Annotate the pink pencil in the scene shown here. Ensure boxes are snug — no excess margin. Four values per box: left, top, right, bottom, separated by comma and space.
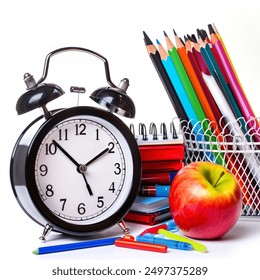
209, 25, 260, 141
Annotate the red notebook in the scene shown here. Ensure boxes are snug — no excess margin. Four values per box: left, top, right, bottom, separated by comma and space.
141, 171, 177, 185
139, 144, 185, 161
142, 160, 184, 172
124, 208, 171, 225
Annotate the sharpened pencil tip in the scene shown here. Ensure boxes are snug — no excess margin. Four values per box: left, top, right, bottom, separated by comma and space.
156, 39, 161, 45
208, 24, 215, 35
32, 249, 39, 255
173, 29, 177, 36
163, 31, 168, 37
143, 31, 153, 45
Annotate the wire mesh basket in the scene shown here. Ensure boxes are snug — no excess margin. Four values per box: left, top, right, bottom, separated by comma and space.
179, 117, 260, 217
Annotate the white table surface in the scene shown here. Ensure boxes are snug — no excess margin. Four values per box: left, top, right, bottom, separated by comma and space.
3, 215, 260, 279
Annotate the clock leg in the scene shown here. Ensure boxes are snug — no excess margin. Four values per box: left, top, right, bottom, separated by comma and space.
118, 219, 129, 234
39, 224, 53, 242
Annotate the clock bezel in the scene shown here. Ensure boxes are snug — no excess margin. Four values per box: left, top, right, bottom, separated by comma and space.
25, 106, 141, 235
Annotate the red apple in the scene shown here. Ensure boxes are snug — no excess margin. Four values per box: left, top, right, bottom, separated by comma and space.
169, 161, 242, 239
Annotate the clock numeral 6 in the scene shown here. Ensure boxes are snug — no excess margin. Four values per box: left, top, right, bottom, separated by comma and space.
78, 203, 86, 215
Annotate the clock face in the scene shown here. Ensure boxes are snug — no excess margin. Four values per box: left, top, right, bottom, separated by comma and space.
25, 107, 141, 233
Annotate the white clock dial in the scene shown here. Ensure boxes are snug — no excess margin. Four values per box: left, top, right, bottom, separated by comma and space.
34, 115, 133, 225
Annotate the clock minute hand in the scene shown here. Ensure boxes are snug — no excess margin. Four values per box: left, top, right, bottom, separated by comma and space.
52, 140, 80, 167
52, 140, 93, 196
85, 147, 110, 166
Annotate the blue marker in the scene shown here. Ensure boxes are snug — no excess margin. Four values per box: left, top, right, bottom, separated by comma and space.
136, 233, 192, 251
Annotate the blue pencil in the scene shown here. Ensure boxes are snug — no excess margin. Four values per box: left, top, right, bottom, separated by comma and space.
156, 39, 216, 162
33, 236, 120, 255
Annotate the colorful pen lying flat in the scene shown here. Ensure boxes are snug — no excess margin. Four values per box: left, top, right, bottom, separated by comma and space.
158, 229, 207, 253
33, 236, 121, 255
136, 233, 192, 251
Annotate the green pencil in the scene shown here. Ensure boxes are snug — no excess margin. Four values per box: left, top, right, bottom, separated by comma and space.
164, 31, 225, 166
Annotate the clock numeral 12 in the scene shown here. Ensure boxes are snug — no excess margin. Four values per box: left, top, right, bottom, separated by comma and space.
75, 124, 86, 135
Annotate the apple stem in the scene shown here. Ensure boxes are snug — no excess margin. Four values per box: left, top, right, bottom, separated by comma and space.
213, 171, 225, 187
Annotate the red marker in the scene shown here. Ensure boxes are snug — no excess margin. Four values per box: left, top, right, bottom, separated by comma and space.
115, 235, 167, 253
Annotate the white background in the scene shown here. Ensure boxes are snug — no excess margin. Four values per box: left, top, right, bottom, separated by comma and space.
1, 0, 260, 279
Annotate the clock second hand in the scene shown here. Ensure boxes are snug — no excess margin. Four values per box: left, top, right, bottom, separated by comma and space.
52, 140, 93, 196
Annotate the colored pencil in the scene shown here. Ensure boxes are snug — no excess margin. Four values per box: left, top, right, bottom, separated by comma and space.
197, 31, 249, 138
156, 39, 200, 130
212, 23, 245, 91
143, 31, 188, 121
184, 36, 223, 130
174, 31, 221, 129
157, 38, 223, 164
188, 34, 210, 75
197, 49, 260, 197
208, 24, 260, 143
165, 32, 207, 123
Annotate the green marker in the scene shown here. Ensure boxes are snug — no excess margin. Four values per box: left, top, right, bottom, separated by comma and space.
158, 229, 207, 253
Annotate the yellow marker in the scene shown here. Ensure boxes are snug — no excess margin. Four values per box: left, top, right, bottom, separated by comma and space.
158, 229, 207, 253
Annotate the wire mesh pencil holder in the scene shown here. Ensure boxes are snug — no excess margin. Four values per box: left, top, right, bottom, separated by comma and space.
179, 117, 260, 218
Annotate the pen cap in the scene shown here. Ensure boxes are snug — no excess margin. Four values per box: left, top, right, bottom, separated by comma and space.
165, 220, 178, 231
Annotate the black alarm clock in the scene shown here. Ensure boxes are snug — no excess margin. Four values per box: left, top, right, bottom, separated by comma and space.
10, 47, 141, 241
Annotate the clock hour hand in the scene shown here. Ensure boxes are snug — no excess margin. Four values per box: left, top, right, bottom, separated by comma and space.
85, 147, 109, 166
52, 140, 93, 196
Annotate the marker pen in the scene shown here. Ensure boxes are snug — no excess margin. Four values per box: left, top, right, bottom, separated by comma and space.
136, 233, 192, 251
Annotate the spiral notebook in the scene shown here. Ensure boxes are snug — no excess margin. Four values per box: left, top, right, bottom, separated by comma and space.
130, 121, 184, 145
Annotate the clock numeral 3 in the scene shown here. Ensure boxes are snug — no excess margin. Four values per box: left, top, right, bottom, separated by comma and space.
114, 163, 121, 175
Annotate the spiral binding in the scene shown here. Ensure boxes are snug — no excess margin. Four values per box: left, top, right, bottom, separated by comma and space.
130, 118, 183, 145
181, 117, 260, 217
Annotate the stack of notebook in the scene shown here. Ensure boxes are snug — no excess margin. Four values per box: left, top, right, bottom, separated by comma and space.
124, 122, 184, 224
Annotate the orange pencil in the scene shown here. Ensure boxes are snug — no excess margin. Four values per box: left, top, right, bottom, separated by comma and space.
173, 30, 221, 132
